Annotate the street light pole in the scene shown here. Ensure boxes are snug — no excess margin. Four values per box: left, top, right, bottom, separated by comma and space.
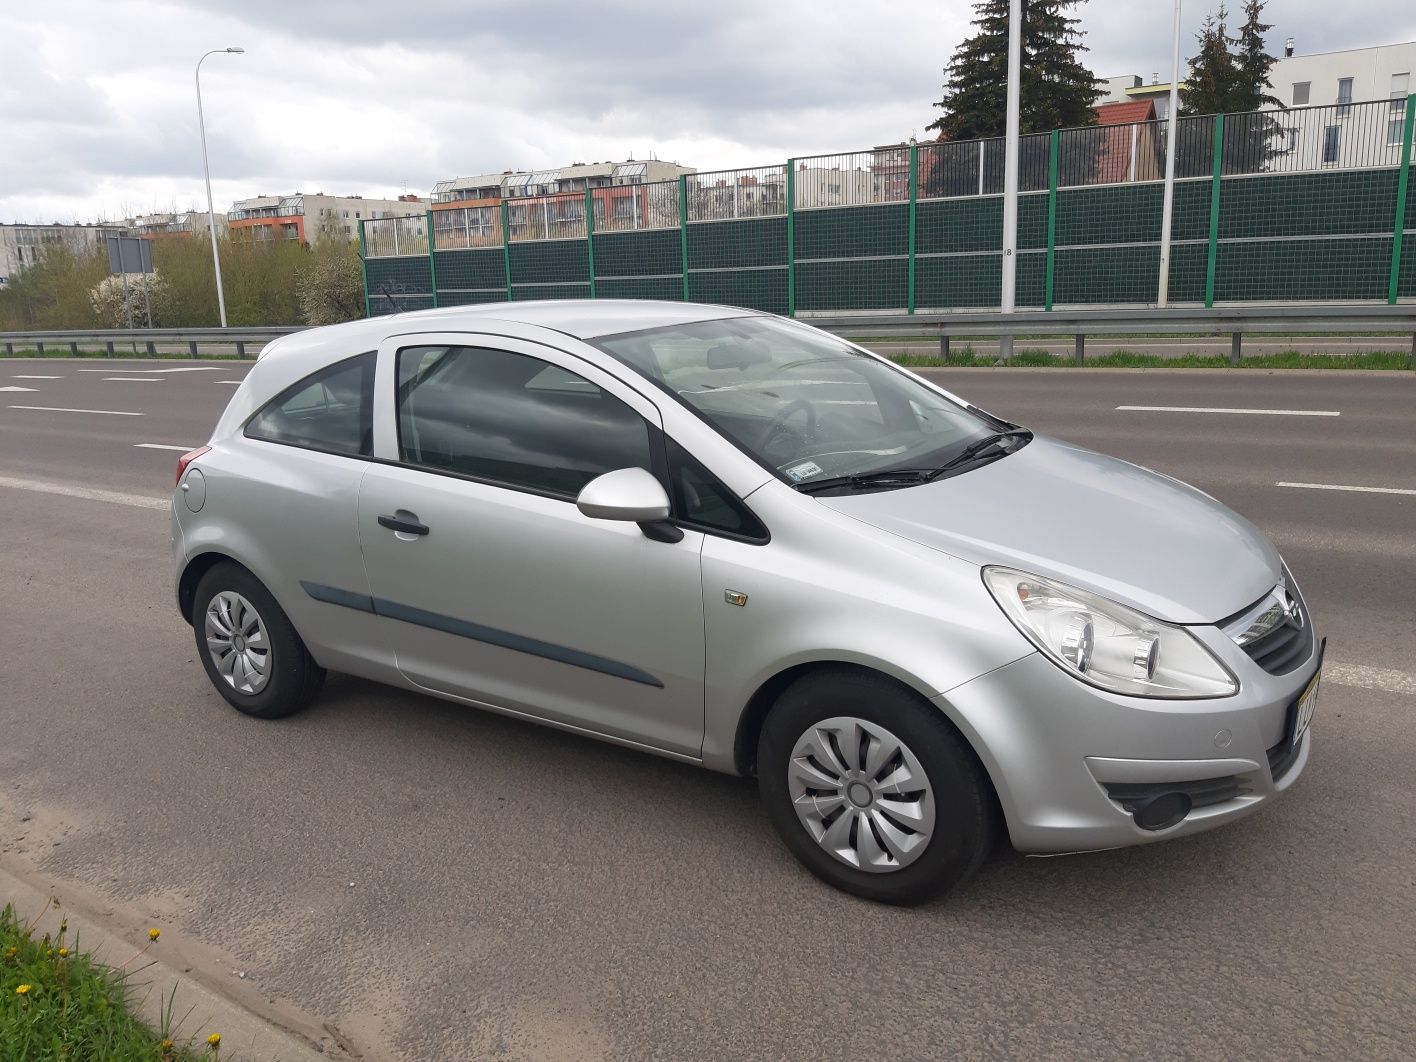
196, 47, 244, 328
999, 0, 1023, 361
1157, 0, 1183, 306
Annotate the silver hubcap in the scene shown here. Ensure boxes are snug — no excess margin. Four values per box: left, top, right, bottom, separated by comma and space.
204, 591, 270, 695
788, 716, 936, 873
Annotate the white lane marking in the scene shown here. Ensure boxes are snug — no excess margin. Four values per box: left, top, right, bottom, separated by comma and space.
1277, 481, 1416, 497
1326, 663, 1416, 697
0, 386, 38, 392
76, 366, 227, 374
7, 405, 142, 416
217, 380, 244, 385
102, 377, 162, 382
0, 474, 166, 510
134, 443, 194, 451
1116, 405, 1341, 417
11, 375, 61, 379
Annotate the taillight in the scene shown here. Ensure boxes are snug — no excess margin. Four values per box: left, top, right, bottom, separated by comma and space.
176, 446, 211, 487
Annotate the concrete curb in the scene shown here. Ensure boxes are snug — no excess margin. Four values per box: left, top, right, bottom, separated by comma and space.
1, 862, 341, 1061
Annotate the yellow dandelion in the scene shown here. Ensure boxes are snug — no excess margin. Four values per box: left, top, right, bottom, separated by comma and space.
15, 984, 30, 996
161, 1039, 175, 1051
4, 947, 15, 959
46, 949, 53, 958
149, 928, 161, 942
207, 1032, 222, 1046
58, 947, 70, 958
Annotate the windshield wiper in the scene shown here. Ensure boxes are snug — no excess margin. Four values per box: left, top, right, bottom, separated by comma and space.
793, 468, 936, 494
926, 429, 1032, 480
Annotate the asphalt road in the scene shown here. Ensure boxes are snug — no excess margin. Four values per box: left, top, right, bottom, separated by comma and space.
1, 358, 1413, 1061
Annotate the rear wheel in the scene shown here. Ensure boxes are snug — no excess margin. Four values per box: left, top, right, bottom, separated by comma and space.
192, 562, 324, 719
758, 668, 996, 905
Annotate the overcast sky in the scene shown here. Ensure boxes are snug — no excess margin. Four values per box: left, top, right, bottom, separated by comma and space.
5, 0, 1415, 223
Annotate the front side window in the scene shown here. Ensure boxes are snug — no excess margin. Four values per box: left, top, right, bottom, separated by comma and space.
395, 345, 652, 498
596, 317, 998, 488
245, 351, 373, 456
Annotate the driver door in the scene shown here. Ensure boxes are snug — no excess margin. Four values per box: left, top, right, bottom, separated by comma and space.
358, 333, 708, 757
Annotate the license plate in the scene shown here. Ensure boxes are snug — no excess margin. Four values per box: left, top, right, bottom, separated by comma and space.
1291, 667, 1320, 748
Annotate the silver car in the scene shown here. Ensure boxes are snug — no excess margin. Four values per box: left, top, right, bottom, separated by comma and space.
172, 301, 1321, 905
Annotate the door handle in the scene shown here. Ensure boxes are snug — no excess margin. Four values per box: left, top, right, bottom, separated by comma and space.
378, 511, 430, 536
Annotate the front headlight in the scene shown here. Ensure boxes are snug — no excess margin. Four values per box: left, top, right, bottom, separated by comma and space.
983, 567, 1238, 698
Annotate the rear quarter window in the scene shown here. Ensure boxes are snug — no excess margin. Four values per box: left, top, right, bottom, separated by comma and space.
245, 352, 375, 457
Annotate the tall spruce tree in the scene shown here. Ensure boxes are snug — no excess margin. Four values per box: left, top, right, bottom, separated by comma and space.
1178, 7, 1239, 117
1179, 2, 1283, 173
1234, 0, 1282, 111
928, 0, 1101, 142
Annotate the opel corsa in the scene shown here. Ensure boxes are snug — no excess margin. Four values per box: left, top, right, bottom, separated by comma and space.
172, 301, 1321, 904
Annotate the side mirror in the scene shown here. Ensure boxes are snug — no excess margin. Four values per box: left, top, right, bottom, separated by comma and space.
577, 467, 672, 523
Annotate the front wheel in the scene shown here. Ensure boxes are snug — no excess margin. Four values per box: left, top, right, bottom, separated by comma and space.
192, 562, 325, 719
758, 668, 997, 905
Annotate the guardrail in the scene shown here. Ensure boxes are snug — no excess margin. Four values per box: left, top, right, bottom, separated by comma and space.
813, 304, 1416, 365
0, 326, 299, 358
3, 305, 1413, 365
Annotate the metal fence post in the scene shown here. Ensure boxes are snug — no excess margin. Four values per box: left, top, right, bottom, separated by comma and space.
1205, 113, 1226, 309
786, 159, 796, 317
425, 210, 439, 308
679, 175, 690, 302
357, 221, 370, 318
907, 144, 918, 315
1388, 94, 1415, 306
1045, 128, 1059, 311
585, 188, 597, 299
501, 200, 513, 302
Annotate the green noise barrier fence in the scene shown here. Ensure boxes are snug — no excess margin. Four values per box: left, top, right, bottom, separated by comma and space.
364, 96, 1416, 318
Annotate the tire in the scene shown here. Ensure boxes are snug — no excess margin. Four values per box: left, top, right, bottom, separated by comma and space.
192, 562, 325, 719
758, 667, 997, 906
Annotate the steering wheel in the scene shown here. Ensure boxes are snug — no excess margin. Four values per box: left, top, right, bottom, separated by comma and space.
759, 399, 818, 460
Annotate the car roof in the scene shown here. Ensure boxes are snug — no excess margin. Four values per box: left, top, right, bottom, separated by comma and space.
261, 300, 763, 362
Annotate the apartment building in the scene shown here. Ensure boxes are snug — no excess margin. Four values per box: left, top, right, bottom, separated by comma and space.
126, 211, 226, 239
0, 222, 126, 288
430, 159, 695, 248
227, 193, 426, 244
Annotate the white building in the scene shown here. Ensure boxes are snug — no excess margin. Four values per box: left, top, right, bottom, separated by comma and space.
1100, 39, 1414, 118
1097, 39, 1415, 171
126, 211, 226, 239
431, 159, 696, 207
0, 222, 127, 289
792, 164, 875, 209
227, 193, 426, 244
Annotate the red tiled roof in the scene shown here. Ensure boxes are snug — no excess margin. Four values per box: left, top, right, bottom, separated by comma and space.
1094, 99, 1157, 124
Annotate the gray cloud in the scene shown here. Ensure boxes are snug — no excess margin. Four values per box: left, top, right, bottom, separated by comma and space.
5, 0, 1414, 222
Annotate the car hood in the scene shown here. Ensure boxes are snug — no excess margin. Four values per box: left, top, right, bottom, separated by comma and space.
816, 435, 1279, 624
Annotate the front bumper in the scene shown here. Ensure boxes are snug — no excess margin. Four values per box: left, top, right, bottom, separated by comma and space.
938, 640, 1319, 854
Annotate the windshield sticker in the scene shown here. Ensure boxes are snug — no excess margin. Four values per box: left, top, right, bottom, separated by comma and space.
785, 460, 824, 482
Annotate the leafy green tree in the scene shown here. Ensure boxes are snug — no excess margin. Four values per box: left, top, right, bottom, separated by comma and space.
0, 245, 108, 330
928, 0, 1101, 142
297, 237, 364, 325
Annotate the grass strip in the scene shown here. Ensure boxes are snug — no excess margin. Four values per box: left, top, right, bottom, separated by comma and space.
2, 903, 219, 1061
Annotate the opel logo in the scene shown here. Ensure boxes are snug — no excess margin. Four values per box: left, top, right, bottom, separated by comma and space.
1274, 587, 1304, 630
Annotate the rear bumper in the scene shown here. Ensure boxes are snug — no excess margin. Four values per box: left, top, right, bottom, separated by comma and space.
937, 649, 1317, 854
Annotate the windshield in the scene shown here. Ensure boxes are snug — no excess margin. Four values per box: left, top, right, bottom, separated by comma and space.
596, 316, 998, 487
